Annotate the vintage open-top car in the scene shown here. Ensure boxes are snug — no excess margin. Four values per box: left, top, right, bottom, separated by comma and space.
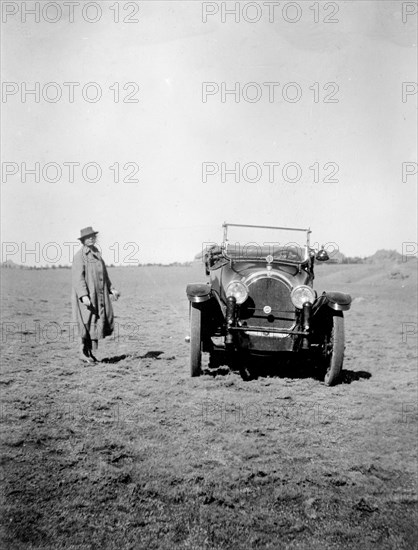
186, 223, 352, 385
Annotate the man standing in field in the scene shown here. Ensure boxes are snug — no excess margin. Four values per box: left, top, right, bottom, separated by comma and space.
71, 226, 120, 363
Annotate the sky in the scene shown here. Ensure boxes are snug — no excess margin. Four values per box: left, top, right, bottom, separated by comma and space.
1, 0, 417, 265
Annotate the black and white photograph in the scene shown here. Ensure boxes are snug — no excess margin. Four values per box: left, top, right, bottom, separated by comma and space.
1, 1, 417, 548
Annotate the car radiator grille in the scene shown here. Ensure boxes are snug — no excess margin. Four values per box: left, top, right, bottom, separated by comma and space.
240, 277, 296, 330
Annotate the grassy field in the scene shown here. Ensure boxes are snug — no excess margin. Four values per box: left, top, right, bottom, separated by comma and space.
0, 261, 417, 549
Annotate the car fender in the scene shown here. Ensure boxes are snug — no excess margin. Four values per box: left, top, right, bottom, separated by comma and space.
186, 283, 212, 303
314, 291, 352, 312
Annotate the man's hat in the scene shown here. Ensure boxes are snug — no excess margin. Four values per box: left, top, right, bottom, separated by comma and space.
78, 226, 99, 241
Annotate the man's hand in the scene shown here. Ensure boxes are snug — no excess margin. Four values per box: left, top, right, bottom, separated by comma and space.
111, 289, 120, 301
81, 296, 91, 307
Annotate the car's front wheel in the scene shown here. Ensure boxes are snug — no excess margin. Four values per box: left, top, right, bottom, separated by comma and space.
190, 304, 202, 377
322, 313, 345, 386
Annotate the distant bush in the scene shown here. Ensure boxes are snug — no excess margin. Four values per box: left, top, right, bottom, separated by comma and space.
388, 270, 409, 280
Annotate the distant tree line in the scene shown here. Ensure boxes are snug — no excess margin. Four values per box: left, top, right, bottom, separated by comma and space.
340, 257, 367, 264
1, 261, 193, 269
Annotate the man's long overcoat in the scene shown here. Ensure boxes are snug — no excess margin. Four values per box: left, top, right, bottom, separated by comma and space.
72, 246, 114, 340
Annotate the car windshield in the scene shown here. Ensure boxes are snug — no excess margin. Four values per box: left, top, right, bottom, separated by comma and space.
224, 243, 306, 262
222, 224, 310, 263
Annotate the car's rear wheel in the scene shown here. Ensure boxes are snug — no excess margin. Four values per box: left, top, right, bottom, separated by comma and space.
190, 304, 202, 377
323, 313, 344, 386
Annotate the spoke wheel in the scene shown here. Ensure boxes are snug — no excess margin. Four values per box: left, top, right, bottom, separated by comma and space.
190, 304, 202, 377
323, 314, 345, 386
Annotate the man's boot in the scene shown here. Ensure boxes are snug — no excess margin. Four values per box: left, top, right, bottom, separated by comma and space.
90, 339, 99, 362
80, 338, 94, 363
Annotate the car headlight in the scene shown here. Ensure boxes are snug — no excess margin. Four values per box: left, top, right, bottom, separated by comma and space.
291, 285, 316, 309
226, 281, 248, 304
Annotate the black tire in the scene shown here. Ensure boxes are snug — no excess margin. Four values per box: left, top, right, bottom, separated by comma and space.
190, 304, 202, 377
323, 314, 345, 386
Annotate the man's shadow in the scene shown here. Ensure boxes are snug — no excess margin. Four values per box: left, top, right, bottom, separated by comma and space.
101, 351, 164, 364
340, 369, 372, 384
